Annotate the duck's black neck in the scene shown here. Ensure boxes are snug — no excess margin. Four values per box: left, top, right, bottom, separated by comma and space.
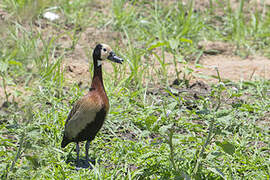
91, 57, 104, 89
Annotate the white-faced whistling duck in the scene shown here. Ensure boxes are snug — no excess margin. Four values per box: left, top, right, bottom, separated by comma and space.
61, 44, 123, 168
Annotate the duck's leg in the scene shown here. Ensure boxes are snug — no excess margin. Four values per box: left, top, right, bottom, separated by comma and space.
76, 140, 91, 168
85, 140, 90, 162
76, 142, 80, 167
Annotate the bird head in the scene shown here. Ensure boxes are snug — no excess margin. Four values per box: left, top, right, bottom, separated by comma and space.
93, 44, 124, 66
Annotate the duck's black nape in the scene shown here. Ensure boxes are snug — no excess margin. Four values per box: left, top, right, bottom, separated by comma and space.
93, 44, 102, 60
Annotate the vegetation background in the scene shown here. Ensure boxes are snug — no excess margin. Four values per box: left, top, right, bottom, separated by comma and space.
0, 0, 269, 179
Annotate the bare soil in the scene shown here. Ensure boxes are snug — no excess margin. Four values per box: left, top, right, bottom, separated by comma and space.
193, 54, 270, 83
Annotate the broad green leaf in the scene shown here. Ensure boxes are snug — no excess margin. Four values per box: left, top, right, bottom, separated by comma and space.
240, 104, 258, 113
216, 109, 231, 118
0, 150, 6, 156
243, 81, 257, 87
216, 141, 235, 155
8, 60, 22, 66
188, 136, 197, 142
148, 42, 168, 50
257, 33, 270, 38
145, 115, 158, 128
179, 37, 193, 44
25, 155, 40, 168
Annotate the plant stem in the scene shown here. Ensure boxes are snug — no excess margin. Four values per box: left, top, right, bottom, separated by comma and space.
193, 117, 215, 176
1, 73, 9, 102
168, 128, 177, 172
193, 67, 223, 176
172, 54, 180, 81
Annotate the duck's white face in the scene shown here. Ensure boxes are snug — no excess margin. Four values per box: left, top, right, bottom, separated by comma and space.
99, 44, 112, 60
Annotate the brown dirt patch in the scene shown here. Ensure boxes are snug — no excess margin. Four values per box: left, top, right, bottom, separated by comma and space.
0, 79, 31, 108
182, 0, 270, 14
151, 43, 270, 84
193, 55, 270, 83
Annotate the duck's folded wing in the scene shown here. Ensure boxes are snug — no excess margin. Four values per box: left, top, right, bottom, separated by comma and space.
64, 96, 102, 139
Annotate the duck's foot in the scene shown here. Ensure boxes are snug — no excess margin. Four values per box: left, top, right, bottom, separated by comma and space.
75, 158, 95, 170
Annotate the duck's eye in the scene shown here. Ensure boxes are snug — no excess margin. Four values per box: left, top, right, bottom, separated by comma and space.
103, 48, 107, 52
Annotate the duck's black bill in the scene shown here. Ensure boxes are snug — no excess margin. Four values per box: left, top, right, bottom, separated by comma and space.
107, 52, 124, 64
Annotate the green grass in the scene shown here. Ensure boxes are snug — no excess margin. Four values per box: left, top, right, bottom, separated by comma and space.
1, 0, 270, 179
